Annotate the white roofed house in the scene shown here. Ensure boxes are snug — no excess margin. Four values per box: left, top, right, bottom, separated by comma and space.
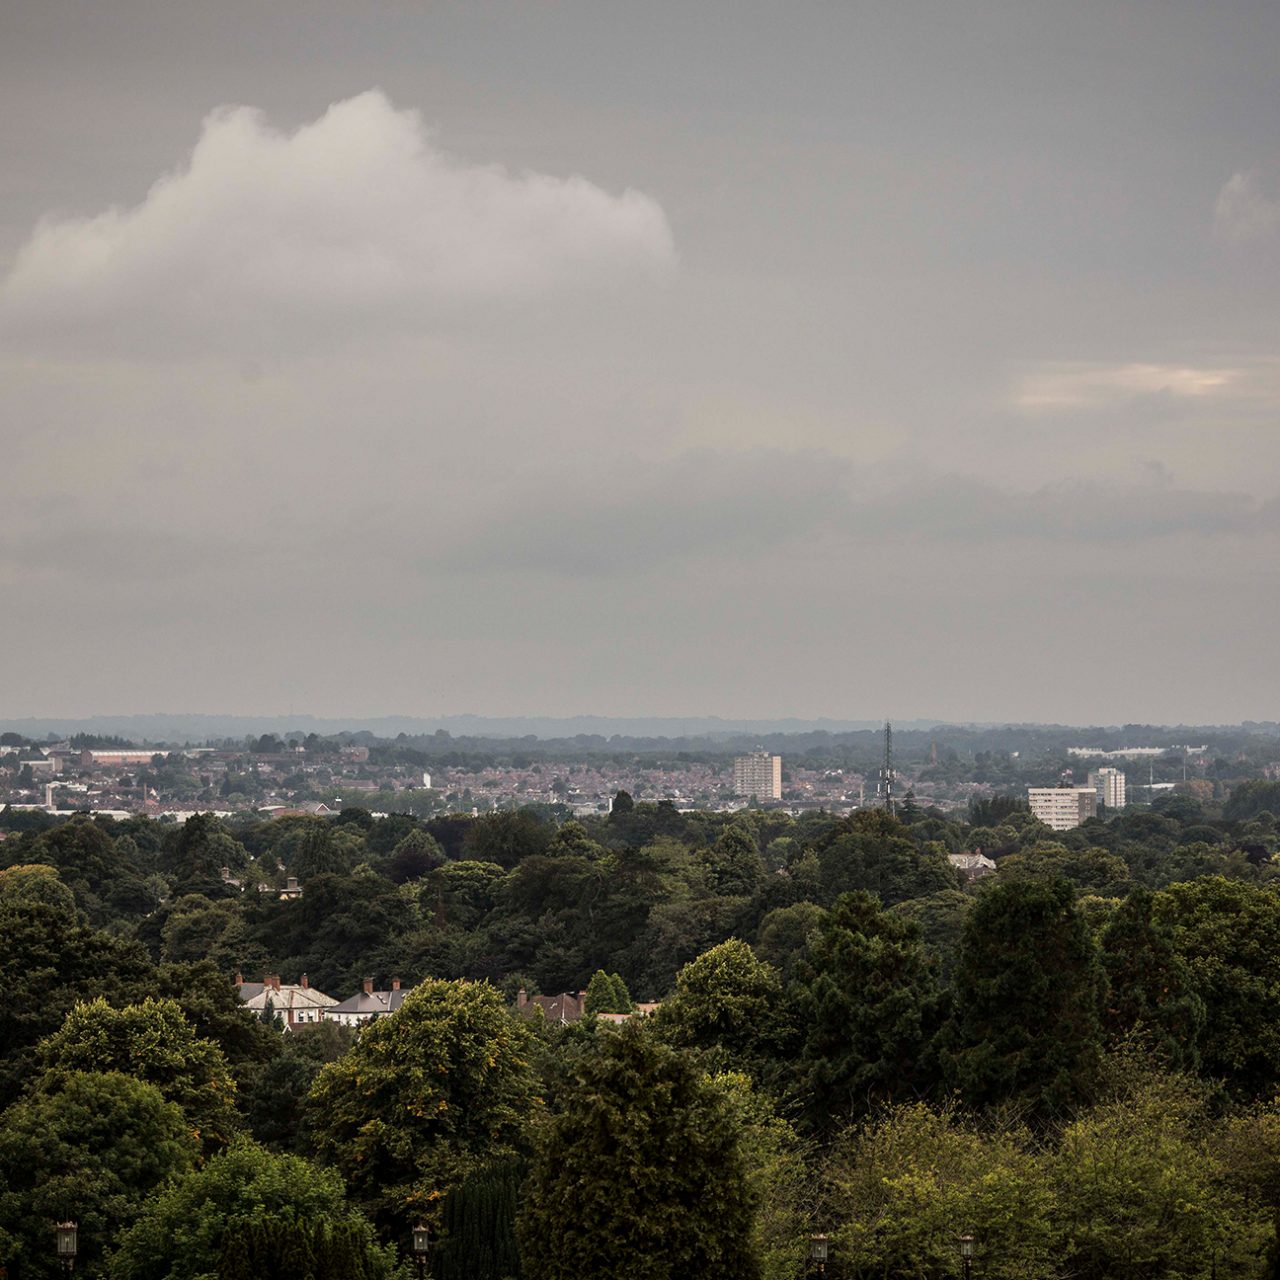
326, 976, 411, 1027
234, 972, 337, 1030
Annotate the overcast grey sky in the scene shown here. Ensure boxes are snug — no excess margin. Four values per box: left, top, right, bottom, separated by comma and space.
2, 1, 1278, 724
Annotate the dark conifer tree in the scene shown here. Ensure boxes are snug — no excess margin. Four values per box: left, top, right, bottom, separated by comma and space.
518, 1024, 761, 1280
946, 878, 1106, 1120
792, 890, 945, 1134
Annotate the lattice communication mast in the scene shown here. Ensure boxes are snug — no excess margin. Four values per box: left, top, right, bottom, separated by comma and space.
879, 720, 896, 815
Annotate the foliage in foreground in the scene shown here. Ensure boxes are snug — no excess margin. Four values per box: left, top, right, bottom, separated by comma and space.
108, 1138, 399, 1280
518, 1022, 763, 1280
307, 977, 539, 1234
831, 1069, 1271, 1280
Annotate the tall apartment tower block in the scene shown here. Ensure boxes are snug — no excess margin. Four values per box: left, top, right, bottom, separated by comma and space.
1088, 767, 1127, 810
733, 751, 782, 801
1028, 786, 1099, 831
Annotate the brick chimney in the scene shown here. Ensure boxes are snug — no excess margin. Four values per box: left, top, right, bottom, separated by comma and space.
517, 987, 528, 1009
233, 970, 244, 986
362, 976, 374, 996
300, 973, 309, 990
391, 977, 401, 991
266, 973, 281, 991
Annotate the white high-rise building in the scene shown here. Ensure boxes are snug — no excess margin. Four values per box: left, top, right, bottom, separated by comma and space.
733, 752, 782, 801
1088, 767, 1127, 810
1028, 786, 1099, 831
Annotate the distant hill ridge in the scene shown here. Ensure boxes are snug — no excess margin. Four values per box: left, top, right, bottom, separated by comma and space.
0, 712, 906, 744
2, 713, 1275, 748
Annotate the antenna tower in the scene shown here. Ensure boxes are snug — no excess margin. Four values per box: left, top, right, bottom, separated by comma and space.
880, 720, 896, 815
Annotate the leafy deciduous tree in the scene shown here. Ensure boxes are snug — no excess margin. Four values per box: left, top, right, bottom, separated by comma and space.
37, 997, 240, 1151
308, 978, 538, 1233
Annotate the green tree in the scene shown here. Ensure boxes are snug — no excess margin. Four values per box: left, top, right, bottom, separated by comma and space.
583, 968, 617, 1014
890, 889, 972, 981
143, 960, 282, 1091
108, 1138, 394, 1280
462, 811, 553, 869
0, 861, 78, 913
754, 901, 826, 981
654, 939, 789, 1081
159, 894, 258, 970
0, 1071, 197, 1278
518, 1023, 761, 1280
0, 893, 151, 1094
385, 828, 446, 884
1225, 781, 1280, 823
244, 1021, 355, 1153
793, 892, 944, 1132
37, 997, 240, 1151
1047, 1071, 1265, 1280
1098, 887, 1205, 1070
21, 816, 152, 922
996, 841, 1132, 896
1154, 877, 1280, 1096
697, 824, 765, 898
946, 878, 1105, 1119
434, 1160, 525, 1280
583, 969, 631, 1015
160, 814, 249, 895
422, 860, 506, 930
608, 972, 632, 1012
831, 1103, 1057, 1280
809, 809, 958, 907
308, 978, 538, 1233
713, 1072, 811, 1280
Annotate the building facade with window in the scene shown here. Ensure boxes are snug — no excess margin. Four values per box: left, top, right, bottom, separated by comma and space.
732, 752, 782, 801
1028, 786, 1099, 831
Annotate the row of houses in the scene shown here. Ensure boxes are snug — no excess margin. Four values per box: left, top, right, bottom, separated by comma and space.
234, 973, 655, 1030
233, 973, 411, 1029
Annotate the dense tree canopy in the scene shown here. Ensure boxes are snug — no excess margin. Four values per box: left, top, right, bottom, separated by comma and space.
108, 1139, 395, 1280
37, 997, 240, 1151
5, 782, 1280, 1277
308, 978, 538, 1232
518, 1023, 761, 1280
794, 891, 945, 1132
946, 879, 1105, 1118
0, 1071, 197, 1278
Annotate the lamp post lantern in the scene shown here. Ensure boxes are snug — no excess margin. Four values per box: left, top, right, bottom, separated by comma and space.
959, 1233, 975, 1280
55, 1221, 78, 1273
809, 1232, 829, 1278
411, 1222, 430, 1280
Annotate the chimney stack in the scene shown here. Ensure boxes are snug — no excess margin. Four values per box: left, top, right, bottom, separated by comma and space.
362, 976, 374, 996
391, 977, 401, 991
266, 973, 281, 991
234, 970, 244, 986
300, 973, 309, 989
517, 987, 528, 1009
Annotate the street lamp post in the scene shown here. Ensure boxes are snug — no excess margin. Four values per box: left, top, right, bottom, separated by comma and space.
411, 1222, 430, 1280
809, 1232, 829, 1278
959, 1233, 975, 1280
55, 1222, 78, 1274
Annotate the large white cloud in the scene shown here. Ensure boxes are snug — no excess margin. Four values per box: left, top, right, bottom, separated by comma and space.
0, 89, 675, 355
